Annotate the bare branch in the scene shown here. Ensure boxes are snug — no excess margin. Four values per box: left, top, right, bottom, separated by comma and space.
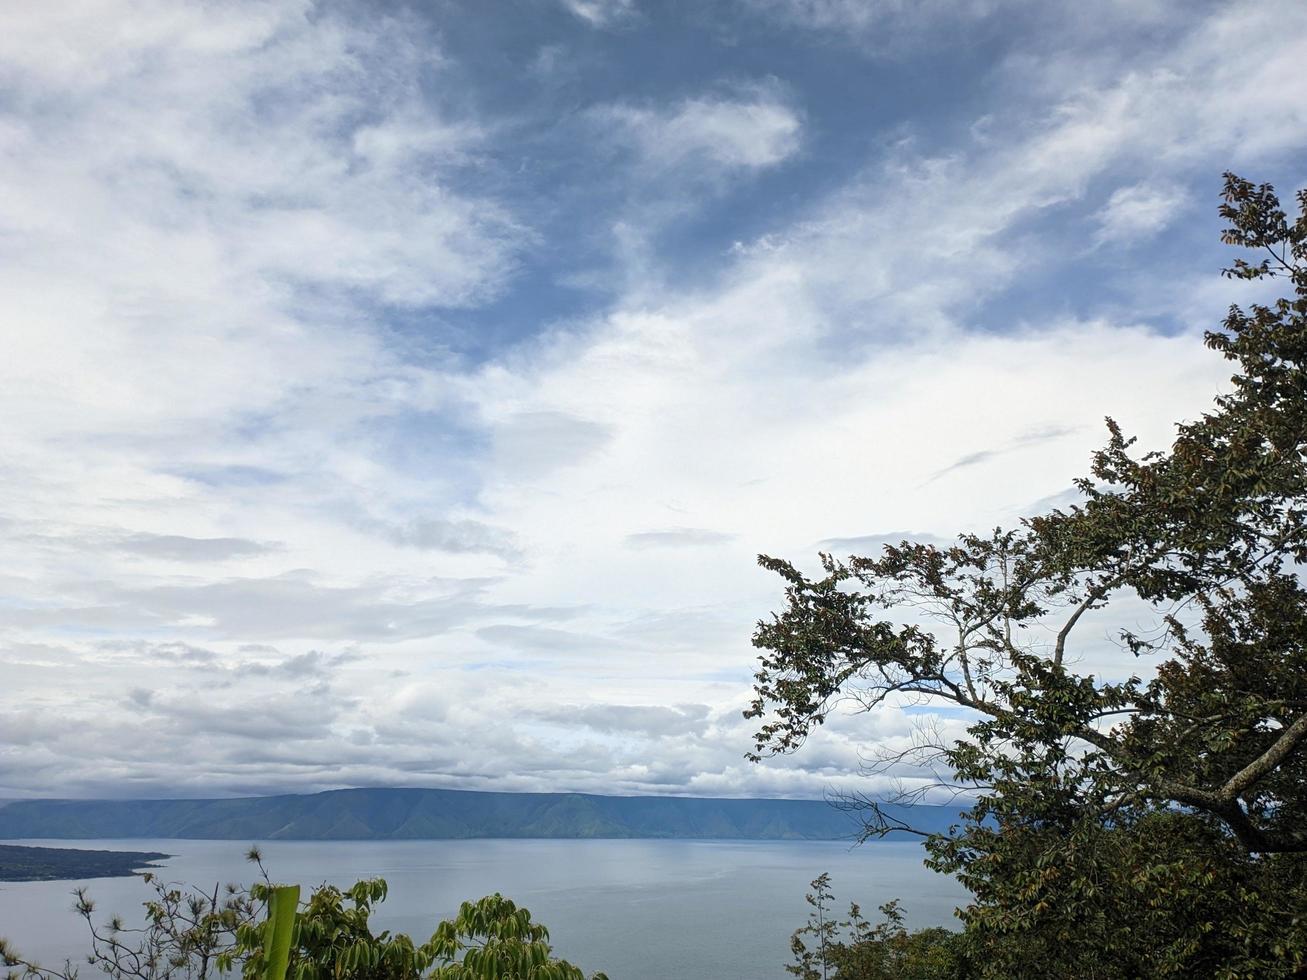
1053, 576, 1121, 668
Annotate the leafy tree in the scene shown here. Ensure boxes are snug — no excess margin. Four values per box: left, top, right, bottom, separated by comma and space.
426, 894, 602, 980
233, 878, 605, 980
230, 878, 425, 980
4, 852, 606, 980
788, 875, 967, 980
747, 173, 1307, 977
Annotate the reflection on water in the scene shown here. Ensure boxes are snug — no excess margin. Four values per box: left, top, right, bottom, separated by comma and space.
0, 838, 967, 980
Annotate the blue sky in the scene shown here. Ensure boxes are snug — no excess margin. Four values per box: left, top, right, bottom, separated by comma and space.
2, 0, 1306, 800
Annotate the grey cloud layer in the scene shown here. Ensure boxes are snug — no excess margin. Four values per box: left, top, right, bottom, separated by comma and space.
9, 574, 574, 642
624, 528, 738, 549
114, 533, 278, 562
374, 518, 521, 560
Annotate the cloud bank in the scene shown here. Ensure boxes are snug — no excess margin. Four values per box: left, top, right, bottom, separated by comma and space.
2, 0, 1305, 802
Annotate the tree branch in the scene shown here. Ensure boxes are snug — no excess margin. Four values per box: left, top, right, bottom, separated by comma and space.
1220, 711, 1307, 799
1053, 576, 1121, 668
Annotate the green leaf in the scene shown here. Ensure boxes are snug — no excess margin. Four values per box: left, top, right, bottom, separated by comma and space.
262, 885, 300, 980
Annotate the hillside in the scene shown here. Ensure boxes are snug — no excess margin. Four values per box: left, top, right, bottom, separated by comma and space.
0, 843, 169, 881
0, 788, 966, 842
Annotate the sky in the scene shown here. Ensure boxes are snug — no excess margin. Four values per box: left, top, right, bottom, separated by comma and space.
2, 0, 1306, 802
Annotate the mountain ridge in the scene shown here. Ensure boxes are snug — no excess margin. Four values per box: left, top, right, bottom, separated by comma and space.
0, 787, 967, 842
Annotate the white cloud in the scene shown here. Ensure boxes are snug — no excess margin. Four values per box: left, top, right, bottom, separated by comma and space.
1095, 181, 1187, 245
424, 0, 1307, 791
596, 85, 803, 172
0, 0, 525, 571
0, 0, 520, 464
3, 0, 1307, 802
624, 529, 738, 549
560, 0, 639, 26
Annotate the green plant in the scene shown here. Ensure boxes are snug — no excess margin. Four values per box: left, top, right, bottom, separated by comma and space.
788, 875, 967, 980
259, 886, 299, 980
4, 852, 606, 980
230, 872, 605, 980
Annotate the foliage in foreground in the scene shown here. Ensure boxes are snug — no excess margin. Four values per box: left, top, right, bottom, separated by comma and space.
751, 172, 1307, 978
788, 874, 966, 980
1, 854, 606, 980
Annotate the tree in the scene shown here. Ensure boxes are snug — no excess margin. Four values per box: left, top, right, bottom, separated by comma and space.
232, 877, 604, 980
3, 853, 607, 980
746, 174, 1307, 976
788, 873, 837, 980
426, 894, 603, 980
788, 875, 967, 980
2, 871, 254, 980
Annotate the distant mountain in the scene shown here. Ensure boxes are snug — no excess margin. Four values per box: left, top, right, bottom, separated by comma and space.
0, 788, 967, 842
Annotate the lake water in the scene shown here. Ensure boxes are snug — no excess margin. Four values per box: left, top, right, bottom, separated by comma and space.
0, 838, 967, 979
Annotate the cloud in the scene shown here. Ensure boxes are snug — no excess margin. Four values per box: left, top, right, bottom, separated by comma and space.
140, 642, 221, 665
1, 519, 277, 563
232, 649, 362, 680
3, 1, 1307, 803
816, 532, 949, 554
595, 84, 802, 172
926, 427, 1080, 483
531, 703, 712, 737
475, 624, 618, 655
624, 528, 738, 549
6, 572, 570, 642
146, 689, 354, 742
490, 411, 612, 478
560, 0, 639, 26
1095, 180, 1187, 245
374, 518, 520, 560
114, 533, 277, 562
0, 0, 523, 455
127, 687, 154, 708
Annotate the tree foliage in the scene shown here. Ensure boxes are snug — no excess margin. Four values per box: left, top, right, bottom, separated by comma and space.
787, 875, 966, 980
3, 853, 606, 980
749, 173, 1307, 977
233, 877, 603, 980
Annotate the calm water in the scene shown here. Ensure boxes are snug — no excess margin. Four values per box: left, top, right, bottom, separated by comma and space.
0, 838, 966, 979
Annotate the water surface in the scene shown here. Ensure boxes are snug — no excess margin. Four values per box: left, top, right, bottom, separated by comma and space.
0, 838, 967, 979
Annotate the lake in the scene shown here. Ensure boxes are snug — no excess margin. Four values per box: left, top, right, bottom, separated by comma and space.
0, 838, 968, 979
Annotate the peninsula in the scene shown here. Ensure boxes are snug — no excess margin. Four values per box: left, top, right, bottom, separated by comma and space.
0, 844, 170, 882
